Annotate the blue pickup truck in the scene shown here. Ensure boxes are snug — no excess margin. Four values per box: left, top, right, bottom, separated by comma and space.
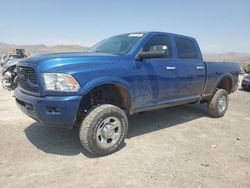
14, 32, 240, 156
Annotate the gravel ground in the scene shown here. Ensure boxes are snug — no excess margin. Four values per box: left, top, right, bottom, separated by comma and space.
0, 79, 249, 188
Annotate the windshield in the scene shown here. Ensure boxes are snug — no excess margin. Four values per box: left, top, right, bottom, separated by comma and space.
87, 33, 144, 54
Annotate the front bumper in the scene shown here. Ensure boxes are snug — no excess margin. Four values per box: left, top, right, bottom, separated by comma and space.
14, 88, 82, 128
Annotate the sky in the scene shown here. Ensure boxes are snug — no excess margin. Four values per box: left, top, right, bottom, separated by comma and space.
0, 0, 249, 53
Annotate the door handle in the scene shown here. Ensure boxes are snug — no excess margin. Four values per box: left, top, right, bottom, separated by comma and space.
196, 66, 204, 70
166, 66, 176, 70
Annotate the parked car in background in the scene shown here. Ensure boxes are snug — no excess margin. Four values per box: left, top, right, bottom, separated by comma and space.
241, 74, 250, 91
239, 67, 245, 75
1, 55, 23, 90
1, 49, 28, 90
244, 64, 250, 73
1, 58, 20, 90
14, 32, 240, 156
1, 54, 23, 66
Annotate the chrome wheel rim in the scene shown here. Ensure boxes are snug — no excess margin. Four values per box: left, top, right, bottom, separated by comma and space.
96, 116, 122, 149
218, 95, 227, 113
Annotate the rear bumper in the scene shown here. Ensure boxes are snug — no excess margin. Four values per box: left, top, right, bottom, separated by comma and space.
14, 88, 82, 128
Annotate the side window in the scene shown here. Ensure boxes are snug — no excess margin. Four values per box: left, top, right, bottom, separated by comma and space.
175, 37, 198, 59
142, 35, 172, 58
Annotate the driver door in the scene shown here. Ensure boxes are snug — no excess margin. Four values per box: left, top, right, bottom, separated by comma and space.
134, 35, 178, 108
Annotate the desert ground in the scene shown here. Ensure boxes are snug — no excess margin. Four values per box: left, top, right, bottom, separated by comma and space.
0, 77, 249, 188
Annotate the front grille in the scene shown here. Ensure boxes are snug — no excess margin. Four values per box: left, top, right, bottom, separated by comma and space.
17, 66, 39, 93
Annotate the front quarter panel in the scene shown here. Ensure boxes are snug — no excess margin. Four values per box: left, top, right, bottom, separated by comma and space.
78, 76, 132, 96
73, 60, 136, 110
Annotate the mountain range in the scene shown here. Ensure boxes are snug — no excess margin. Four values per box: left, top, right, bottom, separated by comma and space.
0, 42, 249, 65
0, 42, 88, 56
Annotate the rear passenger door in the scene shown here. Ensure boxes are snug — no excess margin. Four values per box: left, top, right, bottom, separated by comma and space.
174, 37, 206, 100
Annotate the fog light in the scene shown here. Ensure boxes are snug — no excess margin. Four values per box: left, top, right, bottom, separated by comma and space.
46, 106, 60, 113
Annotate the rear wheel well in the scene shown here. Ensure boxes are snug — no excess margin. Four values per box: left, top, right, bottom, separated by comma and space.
217, 77, 232, 94
75, 84, 130, 126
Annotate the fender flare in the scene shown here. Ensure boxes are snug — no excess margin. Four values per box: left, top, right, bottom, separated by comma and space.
77, 76, 133, 110
212, 73, 233, 94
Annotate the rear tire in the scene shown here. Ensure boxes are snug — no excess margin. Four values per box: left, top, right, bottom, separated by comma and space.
79, 104, 128, 156
207, 89, 228, 118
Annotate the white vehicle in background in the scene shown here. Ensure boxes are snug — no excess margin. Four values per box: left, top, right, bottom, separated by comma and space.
1, 54, 23, 66
1, 49, 27, 90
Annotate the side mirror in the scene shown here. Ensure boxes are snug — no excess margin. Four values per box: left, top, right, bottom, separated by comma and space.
136, 51, 165, 60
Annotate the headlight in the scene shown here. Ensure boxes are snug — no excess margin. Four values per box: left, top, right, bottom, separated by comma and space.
43, 73, 80, 92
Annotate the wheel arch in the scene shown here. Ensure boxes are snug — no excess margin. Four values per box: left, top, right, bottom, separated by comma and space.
214, 73, 233, 94
79, 77, 131, 97
75, 77, 133, 126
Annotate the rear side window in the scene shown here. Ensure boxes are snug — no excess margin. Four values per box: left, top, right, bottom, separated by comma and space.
142, 35, 172, 58
175, 37, 198, 59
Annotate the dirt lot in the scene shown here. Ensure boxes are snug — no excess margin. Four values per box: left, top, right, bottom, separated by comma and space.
0, 80, 249, 188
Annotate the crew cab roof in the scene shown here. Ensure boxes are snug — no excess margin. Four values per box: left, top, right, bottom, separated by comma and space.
125, 31, 196, 40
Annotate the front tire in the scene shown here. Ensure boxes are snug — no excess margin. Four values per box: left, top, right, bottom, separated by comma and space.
207, 89, 229, 118
79, 104, 128, 156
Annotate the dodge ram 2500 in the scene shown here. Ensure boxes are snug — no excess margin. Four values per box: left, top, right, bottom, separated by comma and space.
14, 32, 240, 156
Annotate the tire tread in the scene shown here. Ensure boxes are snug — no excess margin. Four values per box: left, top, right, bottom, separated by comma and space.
207, 89, 228, 118
79, 104, 128, 156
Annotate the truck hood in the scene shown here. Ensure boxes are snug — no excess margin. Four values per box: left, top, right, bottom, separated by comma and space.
21, 52, 121, 64
18, 52, 122, 72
